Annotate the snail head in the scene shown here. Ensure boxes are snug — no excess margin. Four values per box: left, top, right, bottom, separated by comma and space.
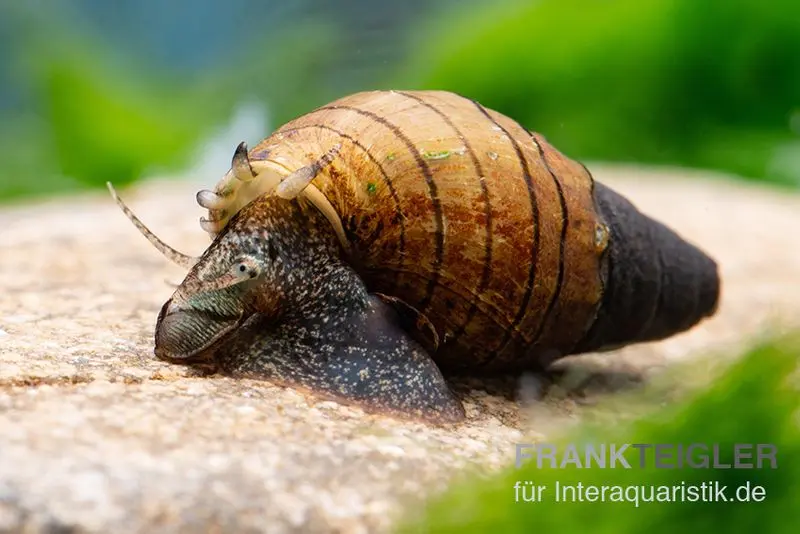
108, 183, 280, 365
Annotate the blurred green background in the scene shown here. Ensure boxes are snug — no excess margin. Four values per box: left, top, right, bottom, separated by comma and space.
0, 2, 796, 530
402, 335, 800, 533
1, 0, 799, 203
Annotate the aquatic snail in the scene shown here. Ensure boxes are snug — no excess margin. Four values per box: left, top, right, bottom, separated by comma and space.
109, 90, 720, 423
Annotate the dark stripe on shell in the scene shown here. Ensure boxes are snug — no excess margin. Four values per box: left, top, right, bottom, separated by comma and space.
320, 104, 445, 313
527, 133, 568, 347
470, 99, 541, 363
570, 160, 604, 352
277, 123, 407, 275
394, 91, 493, 347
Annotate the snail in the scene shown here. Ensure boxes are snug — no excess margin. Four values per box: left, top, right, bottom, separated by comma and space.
109, 90, 720, 424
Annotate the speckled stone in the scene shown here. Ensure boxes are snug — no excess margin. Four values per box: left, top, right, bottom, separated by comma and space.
1, 167, 799, 533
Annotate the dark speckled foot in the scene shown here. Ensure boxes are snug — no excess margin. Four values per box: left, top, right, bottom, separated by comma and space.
212, 295, 466, 424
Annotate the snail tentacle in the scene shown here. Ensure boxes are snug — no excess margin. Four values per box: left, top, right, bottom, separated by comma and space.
275, 144, 342, 200
106, 182, 199, 270
196, 190, 228, 210
231, 141, 256, 182
199, 217, 224, 234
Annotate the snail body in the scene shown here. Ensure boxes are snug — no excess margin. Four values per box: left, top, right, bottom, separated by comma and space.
110, 90, 720, 423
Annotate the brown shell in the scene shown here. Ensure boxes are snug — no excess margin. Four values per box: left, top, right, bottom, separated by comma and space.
206, 90, 609, 372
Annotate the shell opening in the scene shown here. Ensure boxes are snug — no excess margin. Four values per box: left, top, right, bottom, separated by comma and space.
106, 182, 199, 270
197, 142, 351, 255
301, 183, 351, 255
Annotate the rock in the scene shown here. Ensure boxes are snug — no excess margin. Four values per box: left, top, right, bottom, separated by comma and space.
1, 167, 798, 533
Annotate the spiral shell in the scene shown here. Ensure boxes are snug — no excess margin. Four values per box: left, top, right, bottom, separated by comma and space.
195, 90, 622, 371
109, 89, 720, 422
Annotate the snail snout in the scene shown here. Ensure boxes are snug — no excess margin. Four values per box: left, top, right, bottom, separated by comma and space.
153, 299, 240, 363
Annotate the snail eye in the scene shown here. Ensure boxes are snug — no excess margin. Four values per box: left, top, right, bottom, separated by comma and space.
231, 256, 261, 280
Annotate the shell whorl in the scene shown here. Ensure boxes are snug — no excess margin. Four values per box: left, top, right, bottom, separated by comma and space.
193, 90, 610, 371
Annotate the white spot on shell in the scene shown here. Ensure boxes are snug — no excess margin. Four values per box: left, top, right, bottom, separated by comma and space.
487, 151, 499, 160
594, 223, 610, 251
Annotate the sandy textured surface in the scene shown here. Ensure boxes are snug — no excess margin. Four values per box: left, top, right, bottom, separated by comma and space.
1, 166, 799, 533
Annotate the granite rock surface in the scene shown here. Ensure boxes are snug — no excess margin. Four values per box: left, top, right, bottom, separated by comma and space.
1, 167, 799, 533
